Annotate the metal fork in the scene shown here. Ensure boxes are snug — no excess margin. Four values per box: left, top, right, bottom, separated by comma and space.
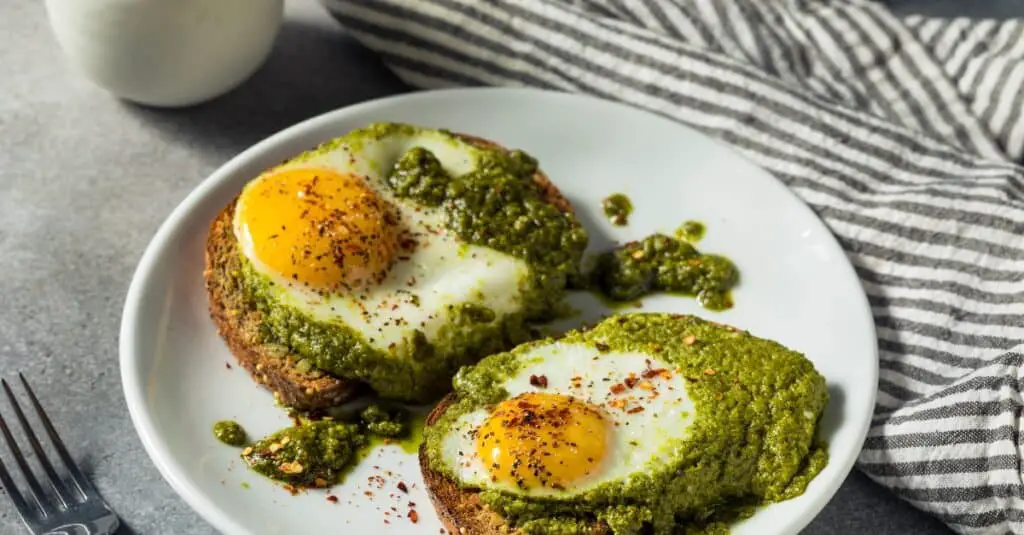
0, 373, 119, 535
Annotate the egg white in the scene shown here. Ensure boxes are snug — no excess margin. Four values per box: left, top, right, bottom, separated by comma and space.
233, 127, 531, 351
441, 342, 696, 497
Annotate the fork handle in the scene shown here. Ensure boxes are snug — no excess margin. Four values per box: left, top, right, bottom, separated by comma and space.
44, 517, 120, 535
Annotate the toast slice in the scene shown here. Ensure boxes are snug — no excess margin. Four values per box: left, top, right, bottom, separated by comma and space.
203, 133, 574, 411
420, 394, 612, 535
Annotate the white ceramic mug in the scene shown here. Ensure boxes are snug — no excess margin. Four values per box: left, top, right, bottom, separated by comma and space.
44, 0, 284, 107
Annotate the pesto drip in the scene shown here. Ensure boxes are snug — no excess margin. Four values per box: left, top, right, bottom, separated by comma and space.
240, 404, 419, 488
589, 233, 738, 311
388, 146, 589, 298
242, 420, 365, 488
676, 220, 706, 243
213, 420, 247, 446
601, 193, 633, 226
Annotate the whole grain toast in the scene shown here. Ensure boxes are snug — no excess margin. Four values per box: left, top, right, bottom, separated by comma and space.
420, 394, 612, 535
203, 133, 574, 411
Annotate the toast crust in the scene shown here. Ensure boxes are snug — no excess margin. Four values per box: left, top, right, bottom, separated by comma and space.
419, 394, 611, 535
204, 200, 362, 410
203, 132, 573, 411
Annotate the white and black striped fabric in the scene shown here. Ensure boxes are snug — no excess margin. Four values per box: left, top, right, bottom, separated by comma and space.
323, 0, 1024, 532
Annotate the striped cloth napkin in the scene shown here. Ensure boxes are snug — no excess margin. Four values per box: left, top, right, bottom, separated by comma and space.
323, 0, 1024, 533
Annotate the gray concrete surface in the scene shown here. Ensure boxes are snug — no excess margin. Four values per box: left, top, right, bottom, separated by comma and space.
1, 0, 1006, 533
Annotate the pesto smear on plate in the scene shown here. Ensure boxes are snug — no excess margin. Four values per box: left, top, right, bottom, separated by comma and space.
676, 220, 706, 242
212, 420, 247, 446
601, 193, 633, 226
219, 404, 424, 488
589, 233, 739, 310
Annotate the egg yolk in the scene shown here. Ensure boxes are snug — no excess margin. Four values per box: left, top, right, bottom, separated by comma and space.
475, 392, 609, 491
238, 167, 400, 291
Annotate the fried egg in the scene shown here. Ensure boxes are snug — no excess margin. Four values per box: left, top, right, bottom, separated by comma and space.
440, 342, 695, 497
232, 125, 531, 350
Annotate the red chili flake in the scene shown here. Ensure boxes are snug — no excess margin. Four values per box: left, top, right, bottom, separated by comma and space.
364, 491, 374, 497
409, 501, 417, 507
624, 376, 639, 389
641, 368, 667, 379
529, 375, 548, 388
627, 406, 645, 414
225, 362, 232, 369
610, 384, 626, 395
408, 510, 419, 523
327, 495, 339, 503
397, 481, 409, 493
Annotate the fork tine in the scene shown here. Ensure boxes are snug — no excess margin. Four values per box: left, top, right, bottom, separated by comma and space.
0, 407, 49, 516
0, 446, 34, 523
18, 373, 95, 497
2, 379, 69, 508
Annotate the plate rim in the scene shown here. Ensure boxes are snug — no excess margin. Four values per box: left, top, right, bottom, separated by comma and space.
119, 86, 879, 535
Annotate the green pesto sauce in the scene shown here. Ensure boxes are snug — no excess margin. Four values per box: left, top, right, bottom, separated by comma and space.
388, 145, 588, 289
241, 259, 536, 403
287, 122, 423, 165
427, 313, 829, 535
360, 403, 406, 437
358, 408, 427, 455
520, 516, 592, 535
341, 405, 426, 478
242, 420, 366, 488
590, 233, 738, 311
601, 193, 633, 226
212, 420, 247, 447
242, 405, 425, 488
590, 290, 643, 311
676, 220, 706, 242
239, 123, 588, 403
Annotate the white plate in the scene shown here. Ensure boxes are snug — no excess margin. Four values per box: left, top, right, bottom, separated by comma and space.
120, 88, 877, 535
